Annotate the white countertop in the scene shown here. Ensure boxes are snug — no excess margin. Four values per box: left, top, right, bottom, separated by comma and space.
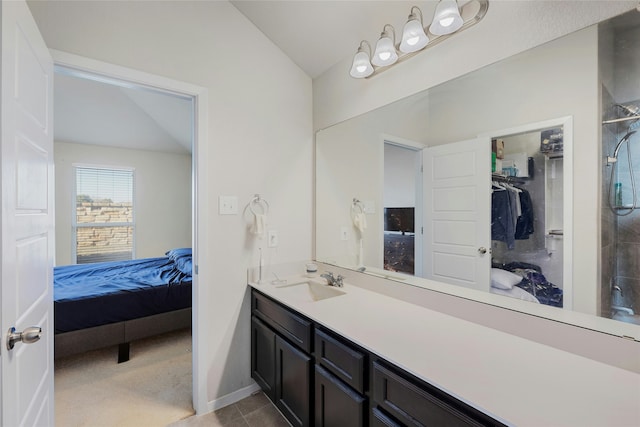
249, 276, 640, 427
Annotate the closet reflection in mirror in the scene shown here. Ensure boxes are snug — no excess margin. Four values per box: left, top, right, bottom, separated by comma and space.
316, 7, 640, 338
489, 125, 564, 308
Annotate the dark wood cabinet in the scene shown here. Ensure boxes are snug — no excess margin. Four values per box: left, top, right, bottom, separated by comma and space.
315, 365, 366, 427
251, 290, 313, 427
275, 335, 313, 427
250, 289, 503, 427
251, 316, 276, 401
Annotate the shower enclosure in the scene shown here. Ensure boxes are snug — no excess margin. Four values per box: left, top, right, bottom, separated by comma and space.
600, 10, 640, 323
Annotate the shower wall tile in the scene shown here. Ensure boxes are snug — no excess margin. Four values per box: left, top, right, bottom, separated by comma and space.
616, 241, 640, 278
602, 206, 616, 248
602, 90, 618, 317
617, 210, 640, 243
601, 243, 614, 317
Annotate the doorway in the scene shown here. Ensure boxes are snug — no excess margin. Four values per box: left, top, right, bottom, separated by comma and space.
383, 137, 424, 276
51, 50, 207, 416
484, 116, 573, 310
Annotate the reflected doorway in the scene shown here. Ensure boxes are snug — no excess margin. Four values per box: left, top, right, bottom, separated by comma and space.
383, 139, 423, 276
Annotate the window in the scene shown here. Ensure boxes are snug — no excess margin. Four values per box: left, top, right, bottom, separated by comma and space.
74, 166, 135, 264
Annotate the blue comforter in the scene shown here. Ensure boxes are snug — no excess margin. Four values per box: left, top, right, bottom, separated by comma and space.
54, 249, 192, 333
54, 256, 190, 302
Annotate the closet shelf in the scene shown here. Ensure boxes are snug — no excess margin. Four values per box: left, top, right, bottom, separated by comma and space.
491, 173, 527, 184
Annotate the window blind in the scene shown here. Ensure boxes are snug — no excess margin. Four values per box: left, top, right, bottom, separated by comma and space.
74, 166, 135, 264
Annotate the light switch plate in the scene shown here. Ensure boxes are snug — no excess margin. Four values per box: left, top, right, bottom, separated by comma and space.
219, 195, 238, 215
363, 200, 376, 214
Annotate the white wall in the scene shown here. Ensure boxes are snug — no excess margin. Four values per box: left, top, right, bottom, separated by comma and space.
28, 0, 313, 412
54, 141, 192, 265
384, 144, 417, 208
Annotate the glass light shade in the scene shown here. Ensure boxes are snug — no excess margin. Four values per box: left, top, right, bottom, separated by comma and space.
429, 0, 463, 36
400, 18, 429, 53
372, 36, 398, 66
349, 50, 374, 78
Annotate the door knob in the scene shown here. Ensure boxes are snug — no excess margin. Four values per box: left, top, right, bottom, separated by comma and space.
478, 247, 488, 255
6, 326, 42, 351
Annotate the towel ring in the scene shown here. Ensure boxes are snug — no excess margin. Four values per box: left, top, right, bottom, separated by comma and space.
249, 194, 269, 216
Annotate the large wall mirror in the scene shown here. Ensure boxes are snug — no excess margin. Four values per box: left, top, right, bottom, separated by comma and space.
316, 7, 640, 340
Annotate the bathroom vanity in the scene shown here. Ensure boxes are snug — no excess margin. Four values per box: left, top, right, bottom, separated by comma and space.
251, 287, 499, 427
248, 272, 639, 427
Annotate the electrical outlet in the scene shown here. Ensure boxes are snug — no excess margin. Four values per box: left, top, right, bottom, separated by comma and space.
268, 230, 278, 247
340, 226, 349, 241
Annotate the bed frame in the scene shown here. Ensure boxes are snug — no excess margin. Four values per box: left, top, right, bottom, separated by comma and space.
54, 307, 191, 363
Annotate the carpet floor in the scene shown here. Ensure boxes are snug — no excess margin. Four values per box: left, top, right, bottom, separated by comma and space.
55, 328, 194, 426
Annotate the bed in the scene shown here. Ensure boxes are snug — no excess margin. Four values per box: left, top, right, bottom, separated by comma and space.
54, 248, 192, 362
490, 262, 563, 308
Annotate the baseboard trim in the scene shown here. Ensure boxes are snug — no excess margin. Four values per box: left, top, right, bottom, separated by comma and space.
206, 382, 262, 412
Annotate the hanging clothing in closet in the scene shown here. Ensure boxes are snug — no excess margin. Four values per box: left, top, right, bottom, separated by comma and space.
491, 181, 534, 249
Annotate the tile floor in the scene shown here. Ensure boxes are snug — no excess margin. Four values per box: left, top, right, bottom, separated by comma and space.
169, 391, 290, 427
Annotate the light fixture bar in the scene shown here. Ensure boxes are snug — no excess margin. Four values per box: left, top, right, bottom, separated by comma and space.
351, 0, 489, 79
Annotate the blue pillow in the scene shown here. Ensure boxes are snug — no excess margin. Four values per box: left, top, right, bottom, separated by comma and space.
166, 248, 192, 275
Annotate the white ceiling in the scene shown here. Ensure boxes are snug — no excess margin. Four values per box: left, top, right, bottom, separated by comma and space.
54, 71, 193, 154
230, 0, 444, 79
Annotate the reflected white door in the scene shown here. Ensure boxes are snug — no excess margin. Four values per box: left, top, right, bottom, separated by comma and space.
423, 138, 491, 291
1, 1, 55, 426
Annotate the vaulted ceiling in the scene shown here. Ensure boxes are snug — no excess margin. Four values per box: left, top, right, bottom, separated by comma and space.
51, 1, 453, 153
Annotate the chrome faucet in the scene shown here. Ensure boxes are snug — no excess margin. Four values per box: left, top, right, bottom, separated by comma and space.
320, 272, 344, 287
612, 285, 623, 297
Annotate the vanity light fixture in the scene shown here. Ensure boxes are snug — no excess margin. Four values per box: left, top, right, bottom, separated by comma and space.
349, 40, 375, 78
429, 0, 464, 35
400, 6, 429, 53
372, 24, 399, 66
350, 0, 489, 79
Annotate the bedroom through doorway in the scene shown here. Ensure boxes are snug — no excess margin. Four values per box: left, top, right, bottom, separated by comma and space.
51, 58, 198, 422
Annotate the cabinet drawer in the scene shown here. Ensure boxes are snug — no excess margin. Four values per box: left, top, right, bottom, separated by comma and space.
371, 407, 402, 427
252, 290, 312, 353
315, 328, 366, 393
373, 361, 491, 427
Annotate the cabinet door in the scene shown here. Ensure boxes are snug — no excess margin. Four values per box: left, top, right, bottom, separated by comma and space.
276, 335, 312, 427
251, 316, 276, 401
315, 365, 365, 427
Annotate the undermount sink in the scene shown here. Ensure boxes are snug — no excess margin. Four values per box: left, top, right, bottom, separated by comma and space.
276, 280, 346, 302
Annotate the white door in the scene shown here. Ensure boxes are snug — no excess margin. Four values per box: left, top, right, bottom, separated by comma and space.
1, 1, 55, 426
423, 138, 491, 291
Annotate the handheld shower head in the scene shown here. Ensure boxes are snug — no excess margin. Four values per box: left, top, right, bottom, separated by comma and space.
612, 130, 638, 159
